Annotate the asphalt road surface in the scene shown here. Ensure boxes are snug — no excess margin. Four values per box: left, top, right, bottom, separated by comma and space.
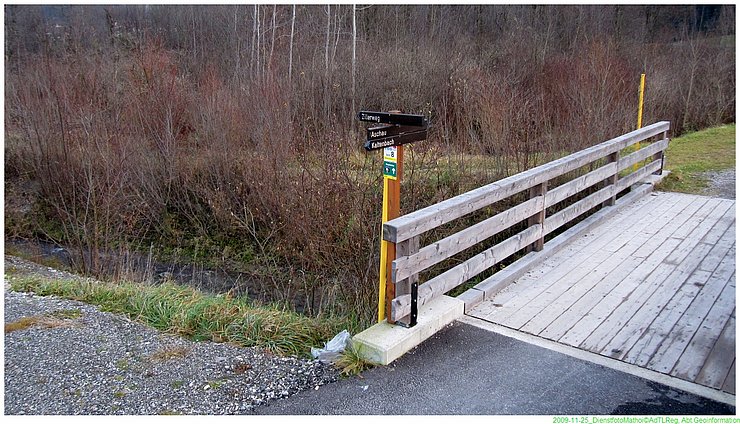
254, 321, 735, 415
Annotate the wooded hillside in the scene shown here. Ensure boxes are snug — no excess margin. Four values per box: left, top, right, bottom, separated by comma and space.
5, 5, 735, 324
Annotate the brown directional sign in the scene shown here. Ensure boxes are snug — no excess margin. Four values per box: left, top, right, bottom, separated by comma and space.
367, 124, 425, 141
357, 111, 427, 127
364, 128, 428, 151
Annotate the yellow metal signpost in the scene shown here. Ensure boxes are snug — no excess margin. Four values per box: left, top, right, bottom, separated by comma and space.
357, 110, 428, 325
634, 73, 646, 172
637, 73, 646, 130
378, 146, 401, 323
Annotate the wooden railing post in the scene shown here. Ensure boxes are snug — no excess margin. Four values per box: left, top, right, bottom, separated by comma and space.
654, 131, 668, 175
394, 235, 420, 327
384, 240, 397, 324
527, 181, 547, 252
384, 145, 403, 324
605, 151, 619, 206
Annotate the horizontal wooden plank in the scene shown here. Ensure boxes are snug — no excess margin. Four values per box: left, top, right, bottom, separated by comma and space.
695, 314, 735, 389
383, 171, 544, 244
616, 160, 662, 191
514, 255, 642, 333
722, 360, 736, 394
467, 189, 736, 392
519, 196, 682, 335
543, 185, 616, 236
646, 256, 735, 375
473, 192, 681, 323
605, 218, 734, 362
603, 202, 734, 360
671, 275, 735, 382
495, 194, 686, 329
545, 162, 618, 208
617, 138, 669, 172
390, 224, 542, 320
384, 121, 670, 243
622, 269, 711, 367
558, 196, 713, 349
581, 199, 730, 355
392, 196, 544, 282
697, 202, 736, 272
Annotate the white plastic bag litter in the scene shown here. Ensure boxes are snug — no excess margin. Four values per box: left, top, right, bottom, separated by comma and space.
311, 330, 351, 363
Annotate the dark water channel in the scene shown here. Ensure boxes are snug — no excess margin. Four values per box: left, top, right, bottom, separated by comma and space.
5, 239, 319, 314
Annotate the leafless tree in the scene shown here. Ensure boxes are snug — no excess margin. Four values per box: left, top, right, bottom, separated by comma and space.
288, 5, 295, 84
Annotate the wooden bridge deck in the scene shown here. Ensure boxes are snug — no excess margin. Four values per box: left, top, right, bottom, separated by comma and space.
468, 191, 736, 395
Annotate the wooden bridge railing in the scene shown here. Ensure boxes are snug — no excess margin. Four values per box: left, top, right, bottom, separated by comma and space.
384, 121, 671, 325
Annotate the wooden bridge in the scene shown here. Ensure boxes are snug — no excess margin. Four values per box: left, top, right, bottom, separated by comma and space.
466, 190, 735, 399
355, 120, 735, 403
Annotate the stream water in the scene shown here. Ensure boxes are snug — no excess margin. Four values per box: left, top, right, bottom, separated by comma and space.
5, 239, 321, 314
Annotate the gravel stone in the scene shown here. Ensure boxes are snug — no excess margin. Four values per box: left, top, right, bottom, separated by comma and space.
4, 257, 339, 415
702, 168, 736, 199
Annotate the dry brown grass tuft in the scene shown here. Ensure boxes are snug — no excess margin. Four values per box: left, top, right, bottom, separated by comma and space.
233, 362, 252, 374
5, 315, 78, 333
148, 345, 191, 362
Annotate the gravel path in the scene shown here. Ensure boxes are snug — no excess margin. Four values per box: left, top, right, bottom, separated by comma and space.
702, 168, 736, 199
4, 256, 339, 415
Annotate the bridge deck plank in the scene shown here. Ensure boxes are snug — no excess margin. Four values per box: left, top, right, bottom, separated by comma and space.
592, 200, 734, 358
518, 193, 695, 336
535, 196, 700, 342
574, 198, 728, 353
695, 312, 736, 389
466, 192, 736, 396
622, 216, 736, 368
543, 194, 708, 346
469, 192, 677, 324
722, 360, 736, 394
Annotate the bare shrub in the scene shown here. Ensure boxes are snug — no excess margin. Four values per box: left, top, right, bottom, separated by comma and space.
4, 5, 735, 326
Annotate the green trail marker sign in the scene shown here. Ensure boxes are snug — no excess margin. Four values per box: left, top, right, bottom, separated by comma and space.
383, 146, 398, 180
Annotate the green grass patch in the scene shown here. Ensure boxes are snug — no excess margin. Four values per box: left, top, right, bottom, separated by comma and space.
335, 343, 376, 376
658, 124, 736, 194
50, 308, 82, 320
9, 276, 352, 356
115, 359, 130, 371
205, 379, 225, 390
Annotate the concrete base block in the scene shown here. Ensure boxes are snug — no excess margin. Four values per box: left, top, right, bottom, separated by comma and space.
352, 295, 464, 365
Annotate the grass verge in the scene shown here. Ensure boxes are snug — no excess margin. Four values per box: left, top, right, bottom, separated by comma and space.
657, 124, 736, 194
9, 276, 355, 357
